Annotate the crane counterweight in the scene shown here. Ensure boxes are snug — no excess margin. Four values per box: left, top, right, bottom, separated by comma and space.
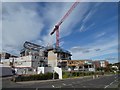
50, 25, 59, 35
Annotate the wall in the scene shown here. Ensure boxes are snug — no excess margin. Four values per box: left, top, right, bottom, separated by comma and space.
14, 55, 32, 67
37, 67, 53, 74
54, 67, 62, 79
1, 59, 10, 66
31, 55, 40, 68
37, 67, 62, 79
37, 67, 45, 74
88, 68, 95, 72
48, 51, 57, 67
0, 52, 11, 59
15, 67, 36, 75
0, 64, 13, 76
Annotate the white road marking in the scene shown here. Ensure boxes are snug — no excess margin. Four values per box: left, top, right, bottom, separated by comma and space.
110, 82, 114, 85
62, 83, 66, 85
104, 85, 109, 88
104, 79, 117, 88
68, 84, 72, 86
52, 85, 55, 87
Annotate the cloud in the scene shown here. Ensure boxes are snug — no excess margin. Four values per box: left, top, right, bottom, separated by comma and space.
1, 2, 118, 61
95, 32, 106, 38
71, 46, 101, 54
105, 57, 118, 60
1, 0, 120, 2
71, 46, 90, 53
80, 23, 95, 32
41, 2, 91, 46
79, 3, 102, 32
2, 3, 44, 55
70, 36, 118, 60
2, 2, 91, 55
94, 48, 101, 51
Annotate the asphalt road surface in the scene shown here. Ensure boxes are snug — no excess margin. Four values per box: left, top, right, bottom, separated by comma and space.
2, 74, 119, 89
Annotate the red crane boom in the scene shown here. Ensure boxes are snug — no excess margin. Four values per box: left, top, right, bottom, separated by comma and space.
50, 0, 79, 48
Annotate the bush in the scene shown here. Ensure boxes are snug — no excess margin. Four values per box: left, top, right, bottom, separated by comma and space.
62, 71, 98, 79
76, 72, 80, 76
62, 71, 69, 78
54, 72, 59, 79
12, 72, 59, 82
72, 72, 77, 76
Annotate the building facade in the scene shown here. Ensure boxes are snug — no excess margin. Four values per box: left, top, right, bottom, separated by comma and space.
93, 60, 109, 69
47, 47, 72, 68
1, 41, 109, 75
60, 60, 95, 71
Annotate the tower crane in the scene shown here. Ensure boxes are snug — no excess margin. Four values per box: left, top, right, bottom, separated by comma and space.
50, 0, 79, 48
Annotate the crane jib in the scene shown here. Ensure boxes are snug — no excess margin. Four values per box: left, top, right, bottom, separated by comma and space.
50, 0, 79, 47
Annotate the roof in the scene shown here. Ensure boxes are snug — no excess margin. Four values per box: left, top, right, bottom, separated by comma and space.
47, 47, 72, 56
21, 41, 45, 52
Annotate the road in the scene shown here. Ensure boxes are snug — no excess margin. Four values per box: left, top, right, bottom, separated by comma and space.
2, 74, 119, 89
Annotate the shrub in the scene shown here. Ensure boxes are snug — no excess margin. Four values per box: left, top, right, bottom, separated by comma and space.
72, 72, 77, 76
62, 71, 99, 79
62, 71, 70, 78
12, 72, 59, 82
76, 72, 80, 76
54, 72, 59, 79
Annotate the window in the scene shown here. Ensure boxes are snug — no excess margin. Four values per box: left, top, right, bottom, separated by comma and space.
35, 56, 37, 59
28, 68, 32, 71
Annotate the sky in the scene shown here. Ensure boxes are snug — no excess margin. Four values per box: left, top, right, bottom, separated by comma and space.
1, 1, 119, 63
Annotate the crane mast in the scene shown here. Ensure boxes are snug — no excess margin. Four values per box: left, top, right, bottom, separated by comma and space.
50, 1, 79, 48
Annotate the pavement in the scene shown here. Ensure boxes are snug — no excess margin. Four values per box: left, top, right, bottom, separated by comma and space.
1, 74, 119, 89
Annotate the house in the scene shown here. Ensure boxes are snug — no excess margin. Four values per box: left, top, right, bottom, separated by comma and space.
93, 60, 109, 68
61, 60, 95, 71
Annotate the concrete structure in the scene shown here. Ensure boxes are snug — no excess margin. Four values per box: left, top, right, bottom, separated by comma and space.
1, 59, 10, 66
61, 60, 95, 71
0, 52, 11, 61
100, 60, 109, 67
12, 55, 40, 68
48, 51, 57, 67
47, 47, 72, 68
0, 52, 18, 66
0, 64, 13, 77
0, 52, 17, 62
37, 67, 62, 79
20, 41, 48, 67
0, 41, 109, 77
93, 60, 109, 68
10, 55, 48, 75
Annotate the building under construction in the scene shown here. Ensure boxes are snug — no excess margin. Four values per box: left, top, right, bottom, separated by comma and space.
0, 41, 109, 74
19, 41, 72, 67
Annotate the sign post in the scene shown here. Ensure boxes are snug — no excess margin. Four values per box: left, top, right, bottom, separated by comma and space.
53, 70, 54, 80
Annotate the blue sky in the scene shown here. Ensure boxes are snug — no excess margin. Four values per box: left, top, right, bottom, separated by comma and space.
1, 2, 118, 63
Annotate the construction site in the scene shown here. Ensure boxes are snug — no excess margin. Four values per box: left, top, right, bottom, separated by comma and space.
0, 1, 109, 78
0, 40, 109, 78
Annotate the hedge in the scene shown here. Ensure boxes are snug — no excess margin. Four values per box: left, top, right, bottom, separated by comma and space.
62, 71, 105, 78
12, 72, 59, 82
